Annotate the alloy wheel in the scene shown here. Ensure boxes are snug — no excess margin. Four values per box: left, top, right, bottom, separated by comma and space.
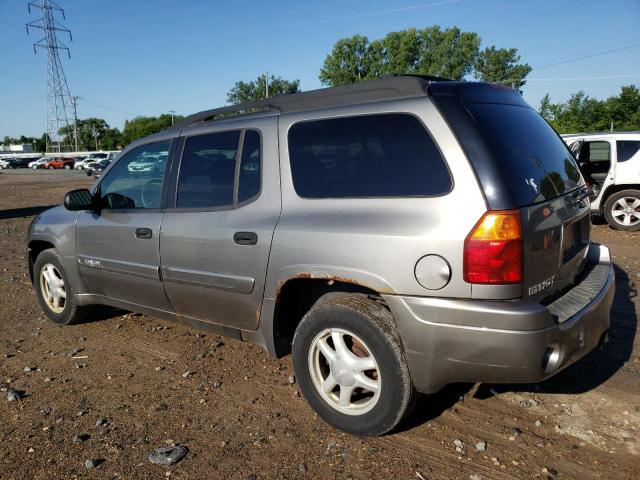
39, 263, 66, 313
308, 328, 381, 415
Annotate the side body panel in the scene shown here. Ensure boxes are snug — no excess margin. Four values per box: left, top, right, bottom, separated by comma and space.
265, 98, 488, 302
159, 115, 281, 331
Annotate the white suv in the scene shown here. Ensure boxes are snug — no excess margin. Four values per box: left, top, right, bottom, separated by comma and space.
74, 152, 118, 170
563, 132, 640, 231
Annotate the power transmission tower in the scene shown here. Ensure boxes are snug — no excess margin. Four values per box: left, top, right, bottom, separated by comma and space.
26, 0, 74, 153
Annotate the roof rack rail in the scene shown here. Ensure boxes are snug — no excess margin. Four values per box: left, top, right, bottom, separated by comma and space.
171, 74, 454, 130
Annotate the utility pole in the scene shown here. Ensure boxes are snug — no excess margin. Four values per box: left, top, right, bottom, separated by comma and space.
91, 125, 98, 150
26, 0, 74, 153
169, 110, 176, 125
71, 95, 79, 151
265, 71, 269, 98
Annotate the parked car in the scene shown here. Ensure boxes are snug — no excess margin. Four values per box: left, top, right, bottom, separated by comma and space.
75, 152, 118, 170
562, 132, 640, 231
27, 76, 614, 437
28, 157, 49, 169
0, 157, 32, 168
85, 159, 111, 177
43, 157, 75, 169
126, 153, 167, 176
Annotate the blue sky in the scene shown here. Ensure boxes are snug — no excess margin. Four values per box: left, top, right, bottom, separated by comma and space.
1, 0, 639, 138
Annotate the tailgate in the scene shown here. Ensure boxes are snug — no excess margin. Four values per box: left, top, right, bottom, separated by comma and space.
520, 191, 591, 304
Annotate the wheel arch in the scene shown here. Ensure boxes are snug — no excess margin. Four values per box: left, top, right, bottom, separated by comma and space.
269, 276, 392, 358
599, 184, 640, 212
28, 239, 56, 284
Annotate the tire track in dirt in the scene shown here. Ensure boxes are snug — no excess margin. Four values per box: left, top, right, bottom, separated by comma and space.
78, 322, 180, 361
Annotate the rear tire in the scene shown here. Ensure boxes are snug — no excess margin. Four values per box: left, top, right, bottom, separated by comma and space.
292, 294, 415, 436
603, 190, 640, 231
33, 248, 93, 325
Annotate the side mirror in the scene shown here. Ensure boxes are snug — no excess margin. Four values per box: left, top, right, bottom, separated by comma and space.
64, 189, 95, 211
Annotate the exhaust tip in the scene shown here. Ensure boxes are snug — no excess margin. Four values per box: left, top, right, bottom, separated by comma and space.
541, 344, 563, 374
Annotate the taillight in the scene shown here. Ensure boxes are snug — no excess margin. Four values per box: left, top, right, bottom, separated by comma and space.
463, 210, 522, 284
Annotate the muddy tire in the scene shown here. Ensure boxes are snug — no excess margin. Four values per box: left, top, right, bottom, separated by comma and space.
603, 190, 640, 231
33, 248, 93, 325
292, 294, 415, 436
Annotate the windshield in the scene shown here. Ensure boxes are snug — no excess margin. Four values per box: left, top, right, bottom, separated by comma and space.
465, 103, 584, 206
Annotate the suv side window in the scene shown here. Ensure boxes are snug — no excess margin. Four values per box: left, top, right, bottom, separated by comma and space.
288, 113, 451, 198
98, 140, 171, 210
617, 140, 640, 162
176, 129, 261, 208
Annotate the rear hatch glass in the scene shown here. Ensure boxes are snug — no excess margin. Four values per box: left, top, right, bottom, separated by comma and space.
464, 102, 589, 304
465, 103, 584, 206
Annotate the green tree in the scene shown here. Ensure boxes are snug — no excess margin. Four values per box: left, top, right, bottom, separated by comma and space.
227, 75, 301, 104
537, 85, 640, 134
121, 114, 179, 146
319, 26, 484, 86
319, 35, 376, 85
59, 117, 113, 151
474, 46, 531, 91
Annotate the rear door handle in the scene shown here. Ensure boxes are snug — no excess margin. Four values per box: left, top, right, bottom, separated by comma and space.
135, 228, 153, 239
233, 231, 257, 245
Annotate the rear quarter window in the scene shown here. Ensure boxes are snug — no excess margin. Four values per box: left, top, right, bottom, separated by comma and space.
287, 113, 451, 198
617, 140, 640, 162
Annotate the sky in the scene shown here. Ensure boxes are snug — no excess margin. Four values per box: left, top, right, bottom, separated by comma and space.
1, 0, 639, 138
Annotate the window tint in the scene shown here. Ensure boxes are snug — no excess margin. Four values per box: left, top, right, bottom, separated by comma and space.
177, 131, 240, 208
466, 103, 583, 205
617, 140, 640, 162
288, 114, 451, 198
238, 130, 261, 203
586, 141, 610, 162
99, 140, 170, 209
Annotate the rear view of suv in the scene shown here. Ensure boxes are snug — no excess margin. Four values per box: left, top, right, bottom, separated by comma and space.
27, 76, 614, 436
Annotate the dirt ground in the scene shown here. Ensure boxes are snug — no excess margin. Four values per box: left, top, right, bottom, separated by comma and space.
0, 170, 638, 480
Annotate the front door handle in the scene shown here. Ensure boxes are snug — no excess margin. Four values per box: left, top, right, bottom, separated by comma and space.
135, 228, 153, 240
233, 231, 257, 245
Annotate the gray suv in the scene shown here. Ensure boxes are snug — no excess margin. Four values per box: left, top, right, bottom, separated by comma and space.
27, 76, 614, 436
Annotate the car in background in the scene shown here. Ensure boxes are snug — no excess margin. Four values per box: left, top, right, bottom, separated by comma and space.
28, 157, 49, 169
43, 157, 75, 169
127, 153, 167, 176
563, 131, 640, 231
85, 159, 111, 177
0, 157, 34, 169
75, 152, 118, 170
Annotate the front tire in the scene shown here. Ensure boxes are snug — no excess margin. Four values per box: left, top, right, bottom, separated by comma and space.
33, 249, 93, 325
603, 190, 640, 231
292, 294, 415, 436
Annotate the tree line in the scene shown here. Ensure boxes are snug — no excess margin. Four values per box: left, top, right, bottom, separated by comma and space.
4, 25, 638, 151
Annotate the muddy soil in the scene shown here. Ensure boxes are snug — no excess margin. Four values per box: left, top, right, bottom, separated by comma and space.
0, 170, 638, 479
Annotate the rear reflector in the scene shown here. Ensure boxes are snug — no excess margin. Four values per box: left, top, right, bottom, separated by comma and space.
464, 210, 522, 284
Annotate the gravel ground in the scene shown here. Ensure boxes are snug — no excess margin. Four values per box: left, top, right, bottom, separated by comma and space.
1, 170, 638, 480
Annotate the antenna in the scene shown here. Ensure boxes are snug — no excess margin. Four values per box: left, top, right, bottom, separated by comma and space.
26, 0, 74, 153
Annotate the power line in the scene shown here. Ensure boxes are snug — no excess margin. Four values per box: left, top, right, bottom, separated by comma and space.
534, 43, 640, 71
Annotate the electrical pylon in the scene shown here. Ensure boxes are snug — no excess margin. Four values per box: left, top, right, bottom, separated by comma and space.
26, 0, 73, 153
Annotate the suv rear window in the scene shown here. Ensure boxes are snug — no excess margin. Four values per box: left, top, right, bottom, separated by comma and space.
465, 103, 583, 205
288, 113, 451, 198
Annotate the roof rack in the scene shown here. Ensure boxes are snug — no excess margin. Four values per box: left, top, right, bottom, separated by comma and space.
171, 74, 453, 130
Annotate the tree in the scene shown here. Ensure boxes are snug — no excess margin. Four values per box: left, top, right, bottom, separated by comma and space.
121, 114, 179, 146
59, 117, 116, 151
319, 26, 484, 86
319, 35, 374, 85
227, 75, 301, 105
474, 46, 531, 91
537, 85, 640, 134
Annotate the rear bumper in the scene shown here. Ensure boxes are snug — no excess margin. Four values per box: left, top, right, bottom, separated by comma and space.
384, 243, 614, 394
